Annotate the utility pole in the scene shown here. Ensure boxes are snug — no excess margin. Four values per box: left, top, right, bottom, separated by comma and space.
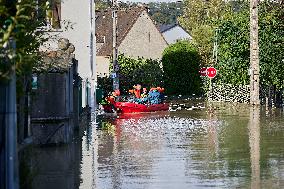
0, 40, 19, 189
89, 0, 97, 108
90, 0, 95, 78
112, 0, 119, 91
249, 0, 260, 105
0, 1, 19, 188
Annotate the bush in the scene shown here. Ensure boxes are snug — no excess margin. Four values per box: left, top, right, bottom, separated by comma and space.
162, 40, 202, 95
98, 54, 164, 95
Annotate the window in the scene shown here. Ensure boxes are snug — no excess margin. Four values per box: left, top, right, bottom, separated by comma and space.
51, 0, 61, 29
37, 0, 61, 29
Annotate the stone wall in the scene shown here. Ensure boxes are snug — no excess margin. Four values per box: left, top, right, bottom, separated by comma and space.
208, 83, 250, 103
208, 83, 283, 106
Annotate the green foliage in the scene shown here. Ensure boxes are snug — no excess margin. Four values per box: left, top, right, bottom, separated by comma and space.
258, 2, 284, 89
162, 41, 202, 95
148, 2, 184, 25
0, 0, 48, 82
118, 54, 163, 93
191, 25, 214, 66
97, 76, 112, 95
216, 1, 284, 89
98, 54, 163, 94
95, 0, 111, 11
95, 1, 183, 26
179, 0, 229, 65
216, 7, 250, 85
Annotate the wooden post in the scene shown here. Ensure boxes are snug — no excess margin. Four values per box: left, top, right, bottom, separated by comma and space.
250, 0, 260, 105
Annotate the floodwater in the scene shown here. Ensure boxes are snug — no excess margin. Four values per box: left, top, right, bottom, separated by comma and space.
20, 102, 284, 189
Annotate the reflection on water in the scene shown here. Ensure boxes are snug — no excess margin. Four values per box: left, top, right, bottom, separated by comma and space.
248, 106, 260, 189
19, 141, 81, 189
20, 103, 284, 189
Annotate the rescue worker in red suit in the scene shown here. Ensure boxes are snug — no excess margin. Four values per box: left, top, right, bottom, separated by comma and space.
133, 84, 142, 98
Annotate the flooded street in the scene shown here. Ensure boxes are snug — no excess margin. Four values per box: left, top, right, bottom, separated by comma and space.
20, 102, 284, 189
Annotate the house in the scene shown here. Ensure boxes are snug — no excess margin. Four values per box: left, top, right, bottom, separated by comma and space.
159, 24, 192, 44
40, 0, 95, 108
96, 7, 168, 76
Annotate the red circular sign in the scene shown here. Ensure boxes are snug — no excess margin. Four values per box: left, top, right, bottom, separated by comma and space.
206, 67, 217, 79
199, 67, 207, 76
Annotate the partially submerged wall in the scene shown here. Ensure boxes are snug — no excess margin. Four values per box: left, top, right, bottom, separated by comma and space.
208, 83, 250, 104
208, 83, 283, 107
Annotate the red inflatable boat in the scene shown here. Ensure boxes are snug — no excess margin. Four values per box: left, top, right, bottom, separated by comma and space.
103, 102, 169, 114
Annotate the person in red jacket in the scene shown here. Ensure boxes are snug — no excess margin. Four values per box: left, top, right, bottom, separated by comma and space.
133, 84, 142, 98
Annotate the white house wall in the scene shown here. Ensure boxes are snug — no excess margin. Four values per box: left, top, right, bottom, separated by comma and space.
60, 0, 93, 79
118, 10, 168, 60
61, 0, 94, 108
163, 26, 192, 44
41, 0, 95, 108
96, 56, 110, 77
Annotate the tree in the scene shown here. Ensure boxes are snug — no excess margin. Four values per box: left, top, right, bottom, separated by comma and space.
215, 7, 250, 85
162, 41, 201, 95
178, 0, 228, 65
258, 1, 284, 90
148, 2, 184, 25
215, 1, 284, 90
95, 0, 112, 11
0, 0, 48, 82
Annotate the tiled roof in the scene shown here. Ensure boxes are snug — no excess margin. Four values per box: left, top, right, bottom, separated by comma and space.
96, 7, 146, 56
158, 24, 177, 33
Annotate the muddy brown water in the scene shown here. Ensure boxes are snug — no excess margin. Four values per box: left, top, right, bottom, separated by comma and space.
20, 102, 284, 189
